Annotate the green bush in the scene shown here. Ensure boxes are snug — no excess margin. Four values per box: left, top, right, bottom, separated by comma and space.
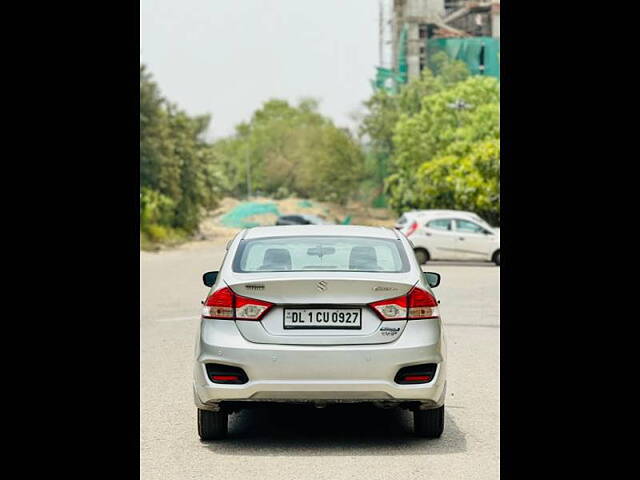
273, 186, 290, 200
140, 188, 175, 227
143, 223, 170, 242
140, 223, 190, 250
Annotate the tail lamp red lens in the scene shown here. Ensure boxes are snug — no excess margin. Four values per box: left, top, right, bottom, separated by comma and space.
211, 375, 240, 382
402, 375, 432, 382
394, 364, 437, 384
405, 221, 418, 237
202, 286, 273, 320
369, 287, 439, 320
202, 286, 234, 319
205, 363, 248, 384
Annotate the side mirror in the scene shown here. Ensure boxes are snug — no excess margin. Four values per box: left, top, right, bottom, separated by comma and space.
203, 271, 218, 287
423, 272, 441, 288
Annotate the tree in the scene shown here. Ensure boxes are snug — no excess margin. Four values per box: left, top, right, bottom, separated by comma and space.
358, 53, 471, 205
212, 98, 365, 205
413, 139, 500, 225
140, 64, 224, 239
140, 65, 181, 201
385, 75, 500, 223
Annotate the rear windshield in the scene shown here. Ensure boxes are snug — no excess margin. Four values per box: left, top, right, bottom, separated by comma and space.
233, 236, 410, 273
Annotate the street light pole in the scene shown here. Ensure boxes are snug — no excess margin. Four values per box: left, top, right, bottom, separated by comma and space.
447, 99, 473, 131
246, 148, 252, 200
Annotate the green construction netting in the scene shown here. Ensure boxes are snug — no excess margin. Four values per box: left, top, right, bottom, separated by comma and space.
372, 67, 404, 94
219, 202, 281, 228
372, 193, 388, 208
397, 24, 409, 83
370, 24, 408, 95
427, 37, 500, 79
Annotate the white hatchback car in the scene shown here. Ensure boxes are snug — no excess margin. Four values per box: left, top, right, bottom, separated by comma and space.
396, 210, 489, 236
400, 211, 500, 265
194, 225, 447, 440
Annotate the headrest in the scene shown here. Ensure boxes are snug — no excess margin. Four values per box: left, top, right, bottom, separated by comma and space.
259, 248, 292, 270
349, 246, 378, 270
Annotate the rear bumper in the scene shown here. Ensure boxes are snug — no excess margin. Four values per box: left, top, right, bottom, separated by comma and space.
193, 319, 446, 409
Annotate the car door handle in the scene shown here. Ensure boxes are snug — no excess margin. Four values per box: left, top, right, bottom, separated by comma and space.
459, 237, 465, 240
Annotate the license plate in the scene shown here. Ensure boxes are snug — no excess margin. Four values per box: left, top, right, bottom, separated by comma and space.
283, 308, 362, 329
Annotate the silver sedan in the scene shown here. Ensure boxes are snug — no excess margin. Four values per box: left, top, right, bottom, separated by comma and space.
193, 225, 447, 439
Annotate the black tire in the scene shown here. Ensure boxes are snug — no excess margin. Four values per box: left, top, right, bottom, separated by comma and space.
493, 250, 500, 266
197, 409, 228, 440
414, 248, 429, 265
414, 405, 444, 438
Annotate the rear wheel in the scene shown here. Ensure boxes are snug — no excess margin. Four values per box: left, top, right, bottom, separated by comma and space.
414, 405, 444, 438
492, 250, 500, 266
414, 248, 429, 265
197, 409, 228, 440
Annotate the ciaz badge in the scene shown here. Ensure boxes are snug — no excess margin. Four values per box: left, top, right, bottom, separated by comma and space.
380, 326, 401, 336
373, 286, 398, 292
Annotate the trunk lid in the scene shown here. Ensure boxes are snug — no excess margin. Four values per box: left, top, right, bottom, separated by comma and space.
227, 275, 415, 345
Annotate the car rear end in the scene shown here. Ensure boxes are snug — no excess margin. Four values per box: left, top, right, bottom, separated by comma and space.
394, 212, 423, 237
193, 226, 447, 439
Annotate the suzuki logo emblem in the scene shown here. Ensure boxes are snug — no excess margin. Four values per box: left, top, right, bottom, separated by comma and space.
316, 281, 327, 292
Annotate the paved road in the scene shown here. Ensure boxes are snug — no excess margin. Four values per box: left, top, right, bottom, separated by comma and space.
140, 239, 500, 479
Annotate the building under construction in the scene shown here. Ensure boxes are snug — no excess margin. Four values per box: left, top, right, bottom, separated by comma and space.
375, 0, 500, 91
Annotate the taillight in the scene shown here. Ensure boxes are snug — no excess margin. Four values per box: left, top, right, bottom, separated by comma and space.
407, 287, 439, 319
405, 221, 418, 237
369, 295, 407, 320
369, 287, 439, 320
202, 286, 234, 319
202, 286, 273, 320
235, 294, 273, 320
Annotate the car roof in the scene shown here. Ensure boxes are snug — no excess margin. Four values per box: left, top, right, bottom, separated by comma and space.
279, 213, 322, 219
243, 225, 398, 239
404, 209, 476, 215
406, 210, 481, 220
301, 214, 325, 221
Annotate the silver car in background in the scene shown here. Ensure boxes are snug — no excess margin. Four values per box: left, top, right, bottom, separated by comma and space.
194, 225, 447, 440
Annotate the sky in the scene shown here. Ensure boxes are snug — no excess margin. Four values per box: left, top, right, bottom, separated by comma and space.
140, 0, 383, 140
